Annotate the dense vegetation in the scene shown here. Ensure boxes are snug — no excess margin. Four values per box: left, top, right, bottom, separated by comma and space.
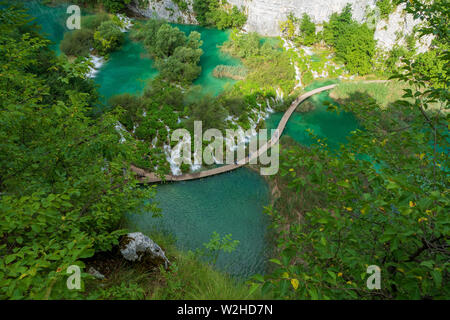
222, 32, 296, 93
376, 0, 401, 18
280, 6, 376, 76
0, 2, 266, 299
131, 20, 203, 84
47, 0, 132, 13
60, 13, 125, 57
1, 0, 447, 301
193, 0, 247, 29
323, 5, 376, 75
251, 0, 449, 299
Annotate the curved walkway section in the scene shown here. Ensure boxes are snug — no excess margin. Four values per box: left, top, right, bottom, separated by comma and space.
131, 84, 337, 183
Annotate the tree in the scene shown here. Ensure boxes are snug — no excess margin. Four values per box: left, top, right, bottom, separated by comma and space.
153, 24, 187, 58
299, 13, 316, 46
323, 4, 353, 46
334, 22, 376, 75
0, 5, 157, 299
94, 20, 124, 55
136, 23, 203, 84
60, 29, 94, 57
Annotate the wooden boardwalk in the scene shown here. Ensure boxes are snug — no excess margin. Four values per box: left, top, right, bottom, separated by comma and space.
131, 84, 337, 183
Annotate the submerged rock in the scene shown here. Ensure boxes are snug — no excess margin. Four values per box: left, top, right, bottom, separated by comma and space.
120, 232, 170, 269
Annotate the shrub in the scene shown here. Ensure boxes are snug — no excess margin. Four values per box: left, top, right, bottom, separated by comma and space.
60, 29, 94, 57
136, 23, 203, 84
299, 13, 316, 46
94, 20, 124, 54
101, 0, 131, 13
194, 0, 247, 29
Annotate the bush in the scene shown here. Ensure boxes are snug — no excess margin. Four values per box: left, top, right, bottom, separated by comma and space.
413, 50, 448, 88
137, 23, 204, 84
0, 6, 157, 299
376, 0, 399, 18
323, 5, 376, 75
94, 20, 124, 54
299, 13, 316, 46
81, 13, 111, 30
194, 0, 247, 29
60, 29, 94, 57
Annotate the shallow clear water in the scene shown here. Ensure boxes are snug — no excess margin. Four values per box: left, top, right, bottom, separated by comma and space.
126, 168, 271, 278
266, 81, 360, 148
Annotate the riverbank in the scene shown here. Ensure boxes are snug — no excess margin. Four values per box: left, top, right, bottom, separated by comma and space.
83, 231, 271, 299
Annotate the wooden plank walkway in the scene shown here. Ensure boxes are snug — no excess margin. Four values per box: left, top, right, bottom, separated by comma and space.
131, 84, 337, 183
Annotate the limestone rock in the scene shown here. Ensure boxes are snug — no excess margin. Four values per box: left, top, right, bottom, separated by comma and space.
120, 232, 170, 269
130, 0, 431, 52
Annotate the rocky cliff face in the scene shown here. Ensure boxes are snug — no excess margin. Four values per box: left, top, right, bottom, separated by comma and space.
129, 0, 430, 52
228, 0, 376, 36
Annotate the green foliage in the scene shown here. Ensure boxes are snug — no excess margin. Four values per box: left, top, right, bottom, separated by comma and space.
213, 64, 247, 80
224, 31, 261, 59
60, 29, 94, 57
323, 4, 353, 47
222, 31, 295, 93
173, 0, 189, 12
107, 79, 192, 174
94, 20, 125, 55
133, 22, 203, 84
376, 0, 400, 18
201, 232, 240, 266
280, 12, 318, 46
335, 23, 375, 75
323, 5, 376, 75
413, 50, 448, 88
302, 70, 314, 86
184, 93, 228, 130
193, 0, 247, 29
81, 13, 110, 30
60, 13, 125, 58
101, 0, 131, 13
279, 13, 297, 40
0, 5, 158, 299
152, 24, 187, 58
